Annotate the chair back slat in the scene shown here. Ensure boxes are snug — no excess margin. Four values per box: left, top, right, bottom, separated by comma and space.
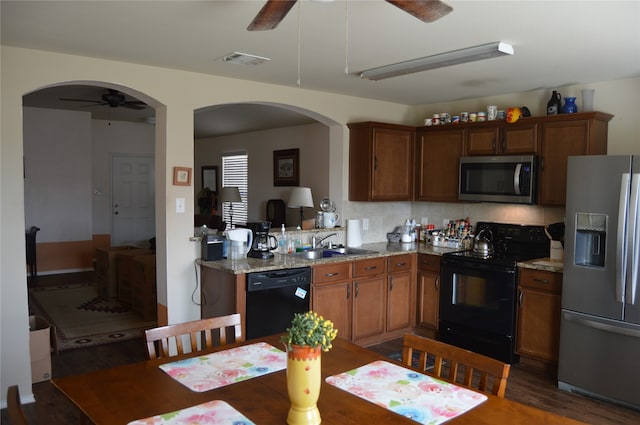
144, 314, 243, 360
401, 334, 510, 398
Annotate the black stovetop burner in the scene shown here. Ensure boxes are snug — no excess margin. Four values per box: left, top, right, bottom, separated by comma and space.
444, 222, 550, 267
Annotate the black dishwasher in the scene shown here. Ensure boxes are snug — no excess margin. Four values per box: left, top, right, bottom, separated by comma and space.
245, 267, 311, 340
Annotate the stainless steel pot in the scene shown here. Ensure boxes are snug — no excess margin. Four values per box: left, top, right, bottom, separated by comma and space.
473, 228, 494, 255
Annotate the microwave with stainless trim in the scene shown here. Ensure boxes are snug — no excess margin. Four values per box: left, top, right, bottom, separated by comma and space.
459, 155, 537, 204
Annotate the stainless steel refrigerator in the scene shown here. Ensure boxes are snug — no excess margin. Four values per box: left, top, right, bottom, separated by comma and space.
558, 155, 640, 410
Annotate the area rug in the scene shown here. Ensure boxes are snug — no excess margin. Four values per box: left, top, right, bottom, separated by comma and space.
29, 283, 157, 351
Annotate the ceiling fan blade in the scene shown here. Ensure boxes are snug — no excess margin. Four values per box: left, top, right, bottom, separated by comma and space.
247, 0, 297, 31
386, 0, 453, 23
59, 97, 104, 104
121, 102, 147, 110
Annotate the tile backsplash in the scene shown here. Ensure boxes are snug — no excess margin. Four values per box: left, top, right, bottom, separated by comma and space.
341, 201, 565, 244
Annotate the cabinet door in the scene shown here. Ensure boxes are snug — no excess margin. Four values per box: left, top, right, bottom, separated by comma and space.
502, 122, 538, 154
466, 127, 500, 155
387, 271, 413, 332
371, 127, 414, 201
418, 269, 440, 330
516, 286, 562, 362
539, 120, 589, 206
352, 276, 386, 341
312, 282, 352, 341
415, 129, 464, 202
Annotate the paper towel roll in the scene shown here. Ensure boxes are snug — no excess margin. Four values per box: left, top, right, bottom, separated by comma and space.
346, 219, 362, 247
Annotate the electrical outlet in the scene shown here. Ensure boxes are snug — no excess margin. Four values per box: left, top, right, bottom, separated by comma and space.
362, 218, 369, 230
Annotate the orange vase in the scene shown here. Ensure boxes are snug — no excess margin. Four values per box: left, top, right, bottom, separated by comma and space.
286, 345, 322, 425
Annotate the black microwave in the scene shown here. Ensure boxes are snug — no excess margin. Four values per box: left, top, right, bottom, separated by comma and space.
459, 155, 537, 204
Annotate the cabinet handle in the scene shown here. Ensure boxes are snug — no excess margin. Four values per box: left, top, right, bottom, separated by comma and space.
492, 138, 496, 152
374, 156, 378, 171
325, 272, 339, 277
435, 276, 439, 291
518, 289, 523, 306
355, 282, 359, 298
202, 291, 207, 305
533, 278, 550, 284
364, 266, 377, 271
395, 262, 407, 267
390, 277, 394, 291
541, 157, 545, 170
347, 285, 351, 299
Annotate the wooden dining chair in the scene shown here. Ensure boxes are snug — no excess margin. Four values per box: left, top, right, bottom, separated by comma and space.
402, 333, 511, 398
7, 385, 28, 425
144, 313, 243, 360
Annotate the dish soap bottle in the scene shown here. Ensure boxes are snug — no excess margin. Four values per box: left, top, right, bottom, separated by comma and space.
547, 90, 562, 115
278, 224, 287, 254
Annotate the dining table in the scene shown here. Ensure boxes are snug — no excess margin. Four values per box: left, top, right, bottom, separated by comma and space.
52, 334, 589, 425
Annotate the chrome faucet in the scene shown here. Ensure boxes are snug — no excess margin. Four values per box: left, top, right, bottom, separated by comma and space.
312, 232, 337, 249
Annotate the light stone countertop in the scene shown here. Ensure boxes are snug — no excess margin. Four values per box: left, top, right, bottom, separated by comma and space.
517, 257, 564, 273
199, 241, 461, 274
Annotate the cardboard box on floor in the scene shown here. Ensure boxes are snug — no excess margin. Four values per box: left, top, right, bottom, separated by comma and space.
29, 315, 56, 383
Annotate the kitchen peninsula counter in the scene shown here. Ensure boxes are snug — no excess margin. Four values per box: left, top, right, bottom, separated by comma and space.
199, 242, 460, 274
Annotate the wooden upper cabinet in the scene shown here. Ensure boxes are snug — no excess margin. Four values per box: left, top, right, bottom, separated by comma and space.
348, 122, 415, 201
415, 127, 464, 202
538, 112, 612, 206
466, 121, 538, 156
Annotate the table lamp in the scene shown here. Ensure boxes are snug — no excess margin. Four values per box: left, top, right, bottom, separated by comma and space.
288, 187, 314, 228
220, 186, 242, 229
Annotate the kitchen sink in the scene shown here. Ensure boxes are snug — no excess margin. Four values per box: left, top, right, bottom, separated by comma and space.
289, 247, 378, 260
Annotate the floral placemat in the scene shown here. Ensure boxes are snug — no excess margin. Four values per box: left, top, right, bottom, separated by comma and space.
127, 400, 254, 425
326, 360, 487, 425
159, 342, 286, 392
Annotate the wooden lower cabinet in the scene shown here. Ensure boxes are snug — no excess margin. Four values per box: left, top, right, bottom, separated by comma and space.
352, 275, 387, 341
312, 254, 416, 346
417, 253, 441, 334
312, 282, 352, 341
516, 268, 563, 366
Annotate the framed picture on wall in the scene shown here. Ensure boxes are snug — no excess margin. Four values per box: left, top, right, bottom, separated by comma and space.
273, 148, 299, 186
201, 165, 218, 193
173, 166, 192, 186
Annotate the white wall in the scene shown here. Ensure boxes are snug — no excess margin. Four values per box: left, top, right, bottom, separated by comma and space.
23, 107, 92, 243
195, 123, 329, 226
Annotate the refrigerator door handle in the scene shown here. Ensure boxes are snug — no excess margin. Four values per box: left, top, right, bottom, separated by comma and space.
617, 173, 631, 303
627, 173, 640, 305
563, 311, 640, 338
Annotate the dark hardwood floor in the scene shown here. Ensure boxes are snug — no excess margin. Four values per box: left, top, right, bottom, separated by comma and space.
3, 272, 639, 424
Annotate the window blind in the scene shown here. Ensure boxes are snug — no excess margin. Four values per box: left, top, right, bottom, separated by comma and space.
221, 153, 248, 226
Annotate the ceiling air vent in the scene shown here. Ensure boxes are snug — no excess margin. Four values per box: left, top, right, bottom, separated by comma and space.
218, 52, 271, 66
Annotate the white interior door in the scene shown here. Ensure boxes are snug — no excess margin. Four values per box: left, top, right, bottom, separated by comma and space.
111, 155, 155, 246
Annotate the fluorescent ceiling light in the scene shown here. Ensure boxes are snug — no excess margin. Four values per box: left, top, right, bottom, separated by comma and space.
360, 42, 514, 81
218, 52, 271, 66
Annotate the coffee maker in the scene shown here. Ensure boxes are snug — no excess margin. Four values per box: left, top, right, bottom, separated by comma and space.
247, 221, 278, 259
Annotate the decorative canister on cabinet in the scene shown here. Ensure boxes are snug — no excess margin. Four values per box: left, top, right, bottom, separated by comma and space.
561, 97, 578, 114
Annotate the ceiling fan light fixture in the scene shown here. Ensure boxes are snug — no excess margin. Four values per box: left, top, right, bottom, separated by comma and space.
360, 41, 514, 81
218, 52, 271, 66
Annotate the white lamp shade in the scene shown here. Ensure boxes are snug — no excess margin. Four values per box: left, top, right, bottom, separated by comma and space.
288, 187, 314, 208
220, 186, 241, 203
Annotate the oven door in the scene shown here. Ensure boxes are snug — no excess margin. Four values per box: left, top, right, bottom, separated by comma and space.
439, 257, 518, 337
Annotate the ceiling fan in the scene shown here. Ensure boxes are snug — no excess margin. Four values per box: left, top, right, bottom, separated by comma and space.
247, 0, 453, 31
59, 89, 147, 110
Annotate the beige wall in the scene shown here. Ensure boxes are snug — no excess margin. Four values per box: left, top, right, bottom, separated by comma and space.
0, 45, 411, 399
195, 122, 330, 226
2, 44, 638, 402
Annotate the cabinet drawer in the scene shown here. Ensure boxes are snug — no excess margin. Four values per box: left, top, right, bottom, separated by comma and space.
388, 254, 413, 273
313, 262, 351, 285
353, 257, 386, 277
418, 253, 441, 273
519, 268, 562, 292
